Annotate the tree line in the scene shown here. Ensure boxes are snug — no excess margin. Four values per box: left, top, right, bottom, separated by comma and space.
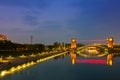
0, 40, 45, 51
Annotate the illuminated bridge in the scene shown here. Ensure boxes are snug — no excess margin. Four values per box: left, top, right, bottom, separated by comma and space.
76, 44, 109, 57
70, 37, 114, 57
70, 38, 114, 66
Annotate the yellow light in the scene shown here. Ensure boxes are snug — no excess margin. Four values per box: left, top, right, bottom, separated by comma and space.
1, 71, 6, 76
72, 59, 75, 64
109, 38, 113, 41
27, 63, 30, 66
31, 61, 34, 65
109, 60, 113, 66
10, 67, 16, 72
72, 39, 75, 42
17, 66, 21, 70
37, 60, 40, 62
22, 64, 26, 68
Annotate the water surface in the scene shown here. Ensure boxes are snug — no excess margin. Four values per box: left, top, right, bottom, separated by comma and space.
1, 54, 120, 80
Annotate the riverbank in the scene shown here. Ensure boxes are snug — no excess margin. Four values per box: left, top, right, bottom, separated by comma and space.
0, 52, 68, 77
0, 52, 66, 71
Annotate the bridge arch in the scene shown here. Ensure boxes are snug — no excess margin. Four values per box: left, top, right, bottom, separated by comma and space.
71, 37, 114, 49
76, 44, 109, 57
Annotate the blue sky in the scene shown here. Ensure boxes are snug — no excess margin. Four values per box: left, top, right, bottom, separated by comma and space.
0, 0, 120, 44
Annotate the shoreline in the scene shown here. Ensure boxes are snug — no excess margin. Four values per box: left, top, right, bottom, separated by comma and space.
0, 51, 67, 77
0, 51, 67, 71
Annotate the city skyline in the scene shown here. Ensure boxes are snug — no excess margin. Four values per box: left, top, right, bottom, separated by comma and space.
0, 0, 120, 44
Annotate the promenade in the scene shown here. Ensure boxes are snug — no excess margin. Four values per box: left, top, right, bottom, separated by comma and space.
0, 51, 67, 71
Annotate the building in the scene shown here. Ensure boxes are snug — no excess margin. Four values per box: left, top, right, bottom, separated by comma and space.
0, 34, 7, 41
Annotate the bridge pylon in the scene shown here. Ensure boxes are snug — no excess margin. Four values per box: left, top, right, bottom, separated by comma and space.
71, 38, 77, 49
106, 37, 114, 48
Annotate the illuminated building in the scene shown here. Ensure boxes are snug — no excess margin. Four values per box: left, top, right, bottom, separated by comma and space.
0, 34, 7, 41
106, 37, 114, 48
71, 38, 76, 49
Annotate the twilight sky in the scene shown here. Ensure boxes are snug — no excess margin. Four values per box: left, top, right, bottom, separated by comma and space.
0, 0, 120, 44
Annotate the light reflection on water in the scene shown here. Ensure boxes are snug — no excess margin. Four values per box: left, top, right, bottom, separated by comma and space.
1, 53, 120, 80
70, 52, 113, 66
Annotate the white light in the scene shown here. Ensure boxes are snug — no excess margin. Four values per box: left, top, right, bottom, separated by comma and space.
1, 71, 6, 76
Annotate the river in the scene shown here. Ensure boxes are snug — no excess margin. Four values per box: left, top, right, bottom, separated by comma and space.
0, 53, 120, 80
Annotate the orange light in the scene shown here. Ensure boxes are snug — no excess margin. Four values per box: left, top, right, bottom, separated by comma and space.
109, 60, 113, 66
109, 38, 113, 41
72, 59, 75, 64
72, 39, 75, 42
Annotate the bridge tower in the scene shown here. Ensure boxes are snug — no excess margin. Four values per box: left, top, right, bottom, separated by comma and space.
106, 37, 114, 48
71, 38, 77, 49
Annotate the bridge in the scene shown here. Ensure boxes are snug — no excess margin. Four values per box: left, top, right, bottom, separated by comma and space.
70, 37, 114, 57
76, 44, 108, 57
69, 37, 115, 66
71, 37, 114, 49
